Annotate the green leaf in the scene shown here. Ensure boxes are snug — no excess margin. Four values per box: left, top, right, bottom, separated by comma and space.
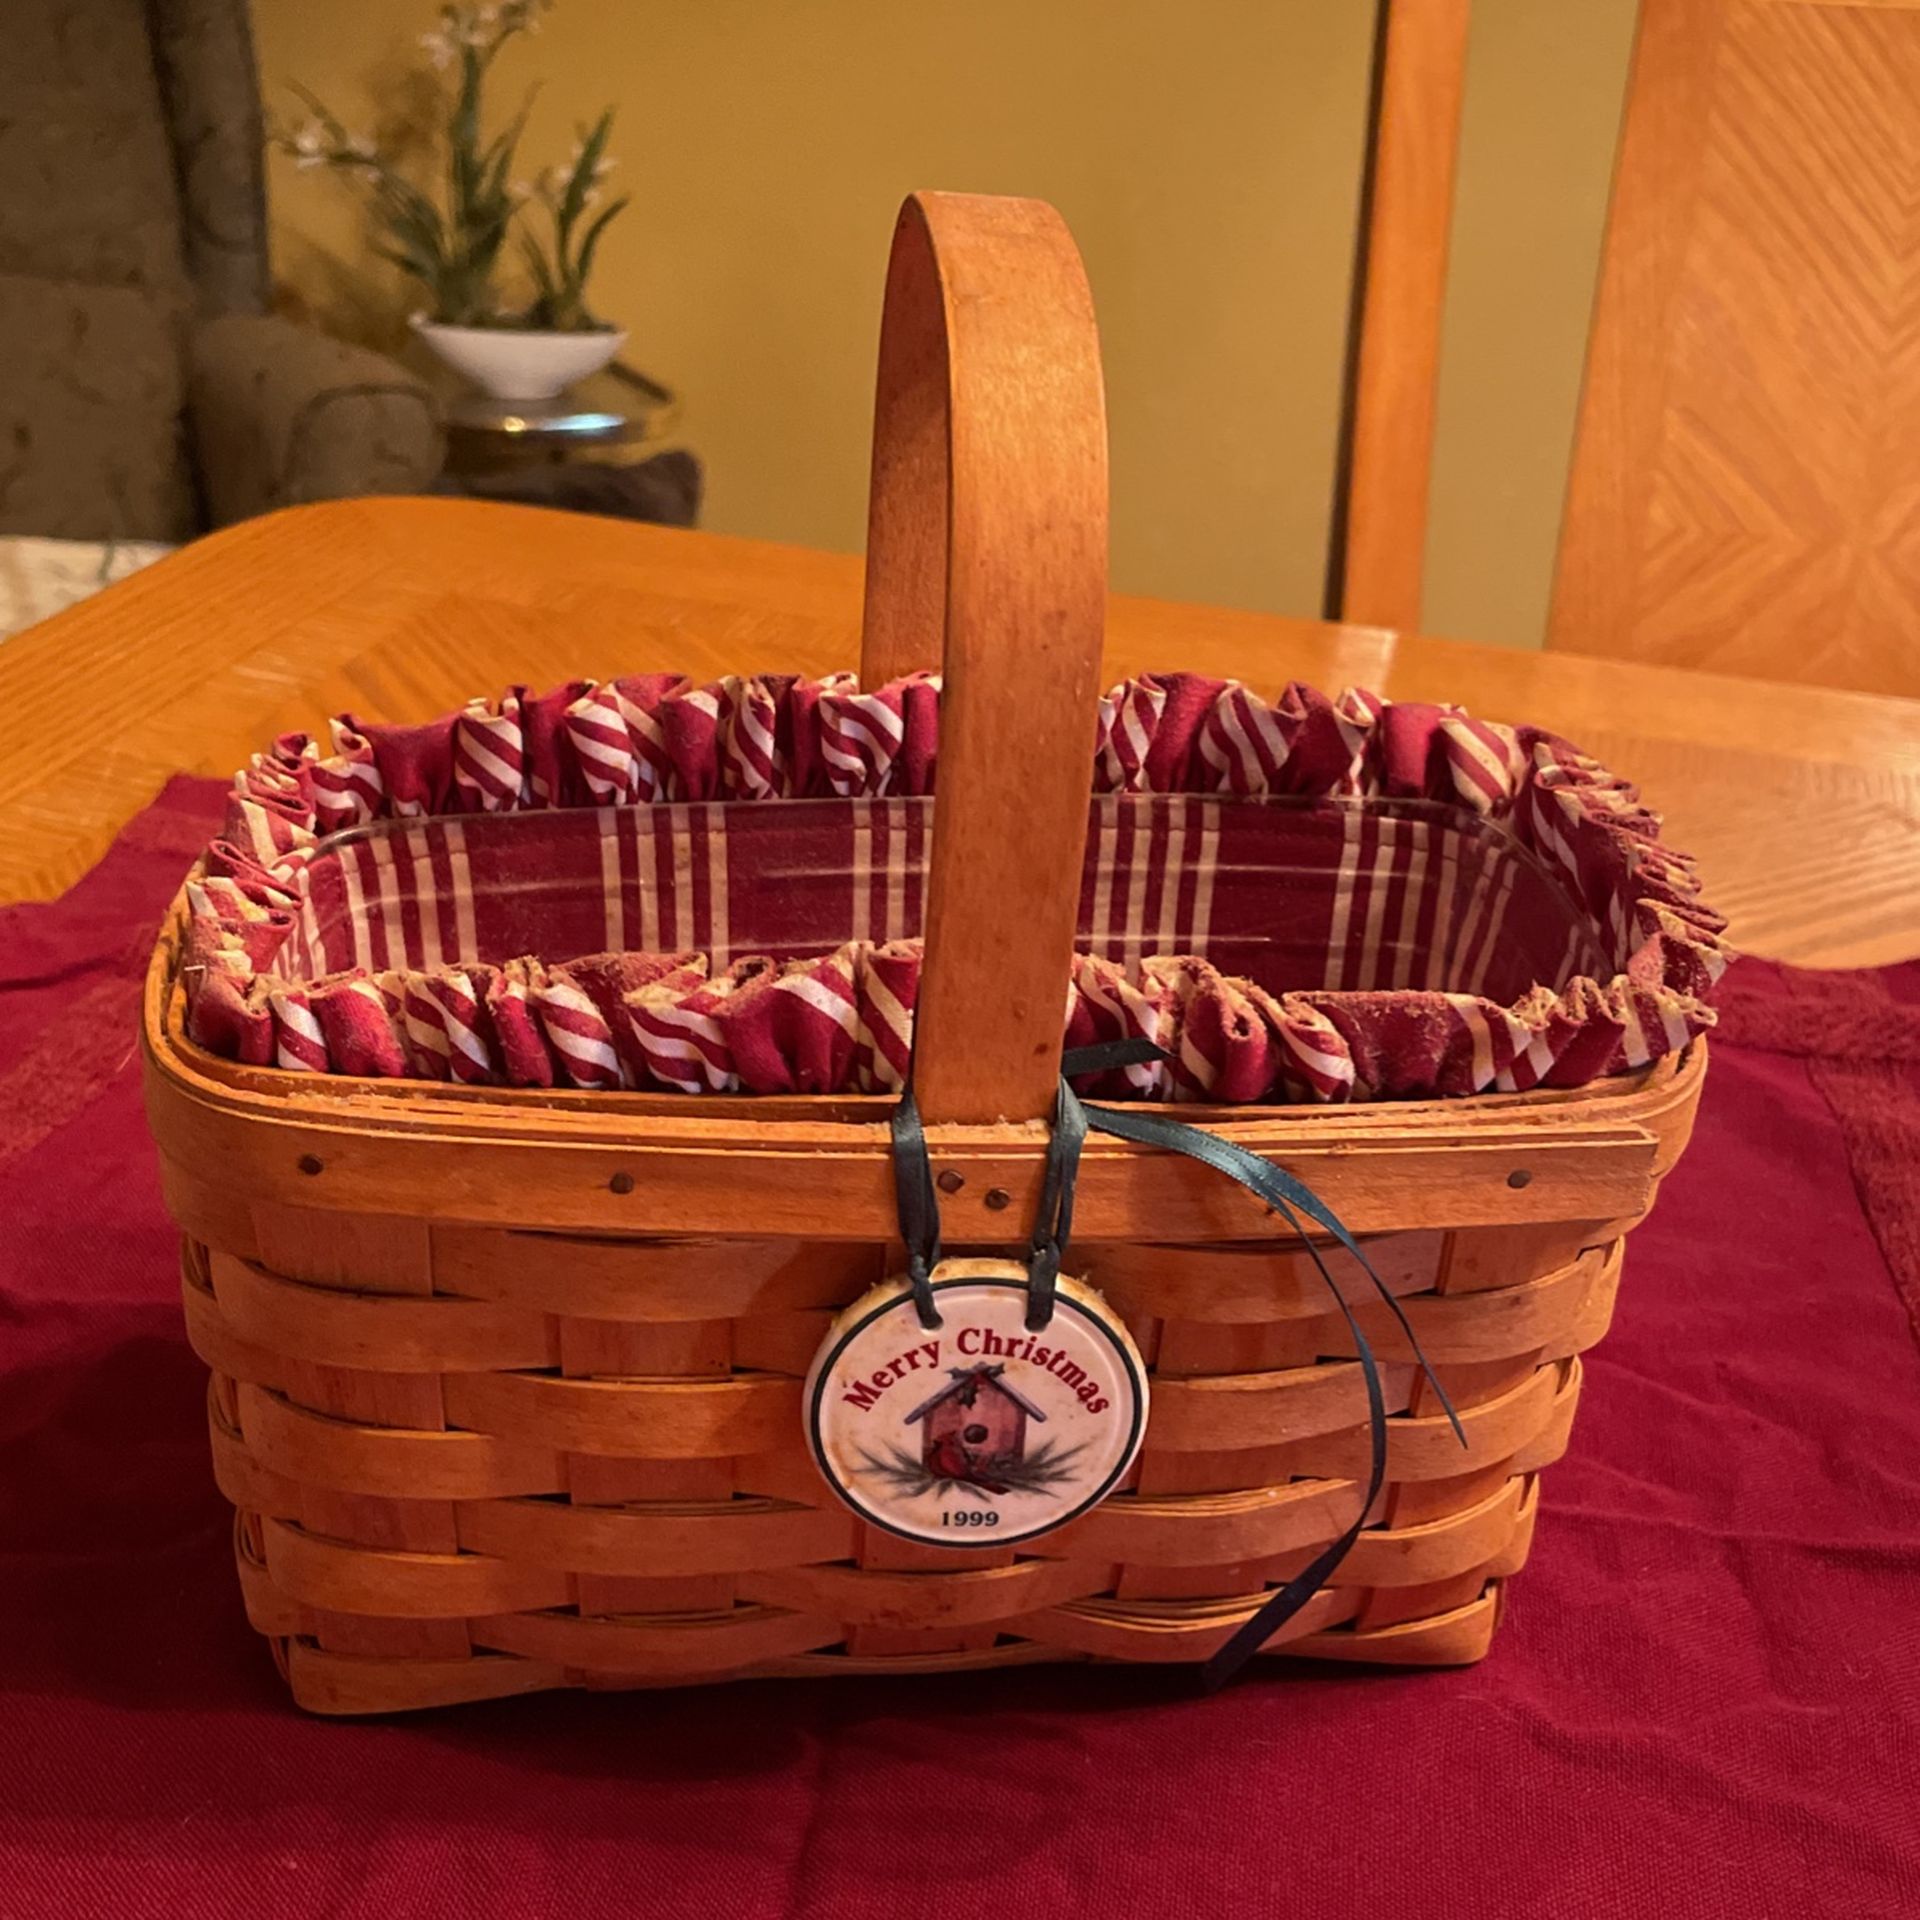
518, 232, 568, 327
480, 116, 528, 210
572, 192, 629, 299
375, 178, 450, 266
450, 40, 497, 226
370, 240, 441, 285
557, 108, 614, 241
286, 80, 350, 143
480, 82, 539, 175
518, 230, 560, 313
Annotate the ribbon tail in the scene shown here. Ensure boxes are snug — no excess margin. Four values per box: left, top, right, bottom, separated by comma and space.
1079, 1093, 1472, 1688
1210, 1139, 1468, 1447
1062, 1042, 1466, 1448
1200, 1305, 1387, 1690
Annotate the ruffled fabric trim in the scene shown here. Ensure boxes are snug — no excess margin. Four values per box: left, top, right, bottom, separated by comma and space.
178, 672, 1729, 1102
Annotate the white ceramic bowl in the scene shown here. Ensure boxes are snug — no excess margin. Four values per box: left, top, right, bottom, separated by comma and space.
412, 318, 627, 401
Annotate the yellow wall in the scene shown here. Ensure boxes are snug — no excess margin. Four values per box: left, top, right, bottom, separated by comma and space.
1425, 0, 1639, 650
252, 0, 1634, 648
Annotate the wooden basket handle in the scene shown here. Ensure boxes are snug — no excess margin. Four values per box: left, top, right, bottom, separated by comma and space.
859, 191, 1109, 1125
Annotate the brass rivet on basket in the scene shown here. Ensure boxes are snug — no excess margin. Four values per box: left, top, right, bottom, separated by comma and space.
984, 1187, 1012, 1211
1507, 1169, 1533, 1189
296, 1153, 323, 1177
936, 1170, 966, 1194
609, 1172, 636, 1195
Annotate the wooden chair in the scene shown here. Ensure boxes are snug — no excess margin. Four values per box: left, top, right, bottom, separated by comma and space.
1339, 0, 1920, 699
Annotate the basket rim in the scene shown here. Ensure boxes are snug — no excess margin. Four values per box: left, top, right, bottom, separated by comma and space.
145, 883, 1706, 1243
149, 881, 1703, 1141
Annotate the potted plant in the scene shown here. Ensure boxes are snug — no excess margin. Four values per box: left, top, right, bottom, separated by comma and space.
276, 0, 632, 402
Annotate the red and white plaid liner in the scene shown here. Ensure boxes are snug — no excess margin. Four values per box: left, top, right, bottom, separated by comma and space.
178, 672, 1728, 1103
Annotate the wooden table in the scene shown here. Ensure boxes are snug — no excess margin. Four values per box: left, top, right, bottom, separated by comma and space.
2, 497, 1916, 965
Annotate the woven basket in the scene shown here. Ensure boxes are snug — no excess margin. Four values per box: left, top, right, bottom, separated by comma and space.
144, 193, 1711, 1714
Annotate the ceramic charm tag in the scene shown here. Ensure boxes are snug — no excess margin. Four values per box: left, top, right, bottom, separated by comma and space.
804, 1257, 1148, 1547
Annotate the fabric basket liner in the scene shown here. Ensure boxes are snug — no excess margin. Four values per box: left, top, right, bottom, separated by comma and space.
177, 669, 1728, 1103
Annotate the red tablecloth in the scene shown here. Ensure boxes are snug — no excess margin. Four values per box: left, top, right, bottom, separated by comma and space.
3, 777, 1917, 1920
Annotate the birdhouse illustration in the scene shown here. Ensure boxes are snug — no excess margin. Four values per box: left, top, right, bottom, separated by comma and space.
903, 1363, 1049, 1495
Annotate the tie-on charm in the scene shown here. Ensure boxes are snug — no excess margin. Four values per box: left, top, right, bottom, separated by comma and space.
803, 1257, 1148, 1548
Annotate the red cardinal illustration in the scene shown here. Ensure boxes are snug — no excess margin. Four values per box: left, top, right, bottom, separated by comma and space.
925, 1432, 1011, 1495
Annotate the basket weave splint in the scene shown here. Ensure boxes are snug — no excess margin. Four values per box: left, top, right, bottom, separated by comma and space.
144, 193, 1721, 1714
